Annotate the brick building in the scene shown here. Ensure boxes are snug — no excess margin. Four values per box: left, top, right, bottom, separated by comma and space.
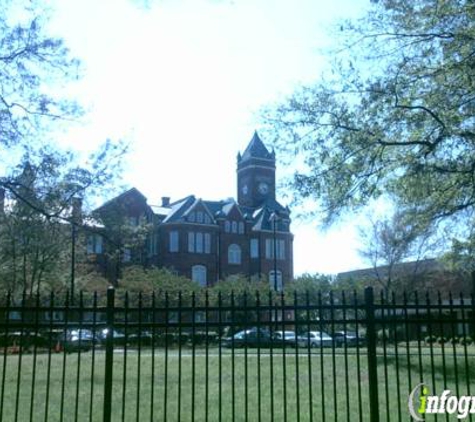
90, 132, 294, 288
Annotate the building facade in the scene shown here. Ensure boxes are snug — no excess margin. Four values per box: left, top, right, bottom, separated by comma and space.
91, 132, 293, 288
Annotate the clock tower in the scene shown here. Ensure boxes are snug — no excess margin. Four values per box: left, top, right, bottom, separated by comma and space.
237, 131, 276, 208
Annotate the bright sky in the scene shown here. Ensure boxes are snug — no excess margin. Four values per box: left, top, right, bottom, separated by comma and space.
46, 0, 373, 276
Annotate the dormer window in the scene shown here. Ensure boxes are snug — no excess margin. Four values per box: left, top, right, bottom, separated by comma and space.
224, 221, 230, 233
231, 221, 237, 233
197, 211, 203, 223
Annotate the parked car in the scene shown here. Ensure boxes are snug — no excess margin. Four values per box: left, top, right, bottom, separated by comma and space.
333, 331, 365, 347
274, 330, 298, 347
222, 328, 274, 348
56, 329, 96, 352
99, 328, 127, 345
297, 331, 333, 348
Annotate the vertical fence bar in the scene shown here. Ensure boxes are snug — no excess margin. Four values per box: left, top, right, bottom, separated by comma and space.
256, 291, 262, 422
353, 291, 363, 422
293, 290, 300, 422
380, 291, 390, 422
89, 292, 98, 422
29, 292, 40, 422
121, 292, 129, 422
205, 290, 209, 422
341, 291, 350, 422
0, 292, 11, 422
150, 292, 156, 422
44, 292, 54, 422
136, 292, 143, 422
318, 291, 325, 422
364, 287, 379, 422
163, 292, 169, 422
14, 291, 26, 422
391, 292, 402, 422
305, 290, 313, 422
75, 292, 84, 422
191, 291, 196, 422
103, 286, 115, 422
217, 291, 222, 422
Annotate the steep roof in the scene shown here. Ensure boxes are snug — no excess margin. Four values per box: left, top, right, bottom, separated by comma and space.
241, 131, 274, 161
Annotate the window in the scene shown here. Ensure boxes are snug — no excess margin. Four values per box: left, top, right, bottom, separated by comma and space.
169, 231, 179, 252
204, 233, 211, 253
192, 265, 207, 287
204, 214, 211, 224
224, 221, 230, 233
238, 222, 244, 234
148, 233, 158, 256
265, 239, 285, 260
196, 211, 203, 223
188, 212, 196, 223
196, 232, 203, 253
250, 238, 259, 258
269, 270, 283, 291
188, 232, 195, 252
231, 221, 238, 233
228, 244, 241, 264
188, 232, 211, 254
87, 234, 103, 254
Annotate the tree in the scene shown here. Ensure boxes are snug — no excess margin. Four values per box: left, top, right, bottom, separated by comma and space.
262, 0, 475, 235
0, 0, 80, 149
358, 211, 434, 293
0, 0, 125, 214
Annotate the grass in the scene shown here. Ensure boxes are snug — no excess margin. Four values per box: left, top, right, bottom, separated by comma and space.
0, 345, 473, 421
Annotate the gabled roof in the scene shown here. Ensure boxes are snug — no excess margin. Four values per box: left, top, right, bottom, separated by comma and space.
241, 131, 274, 161
94, 187, 147, 213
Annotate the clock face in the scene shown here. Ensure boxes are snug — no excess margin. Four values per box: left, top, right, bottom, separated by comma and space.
258, 182, 269, 195
242, 184, 248, 195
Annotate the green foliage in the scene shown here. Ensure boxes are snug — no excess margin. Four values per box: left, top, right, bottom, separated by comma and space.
0, 0, 81, 148
263, 0, 475, 235
115, 266, 201, 304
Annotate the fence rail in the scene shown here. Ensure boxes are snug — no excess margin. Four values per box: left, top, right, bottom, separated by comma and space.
0, 287, 473, 421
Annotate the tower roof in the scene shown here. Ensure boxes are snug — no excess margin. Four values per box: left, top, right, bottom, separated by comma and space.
241, 131, 274, 161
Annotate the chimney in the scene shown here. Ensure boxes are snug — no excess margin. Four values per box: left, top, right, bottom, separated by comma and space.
0, 188, 4, 214
161, 196, 170, 207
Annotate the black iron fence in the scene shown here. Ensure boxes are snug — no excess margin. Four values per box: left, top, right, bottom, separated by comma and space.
0, 287, 473, 421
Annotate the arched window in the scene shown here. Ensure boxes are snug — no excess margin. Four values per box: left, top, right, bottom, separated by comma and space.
231, 221, 238, 233
192, 265, 207, 287
238, 222, 244, 234
224, 221, 230, 233
228, 244, 241, 265
269, 270, 283, 291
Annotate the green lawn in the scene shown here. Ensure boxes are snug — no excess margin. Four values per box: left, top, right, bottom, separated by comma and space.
0, 346, 472, 421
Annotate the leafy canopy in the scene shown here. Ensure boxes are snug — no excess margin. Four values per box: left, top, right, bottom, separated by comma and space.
263, 0, 475, 231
